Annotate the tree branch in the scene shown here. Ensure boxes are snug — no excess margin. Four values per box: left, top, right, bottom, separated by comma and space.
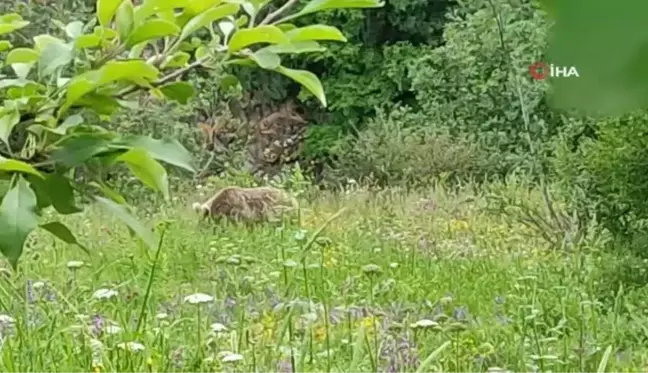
259, 0, 299, 25
118, 56, 210, 98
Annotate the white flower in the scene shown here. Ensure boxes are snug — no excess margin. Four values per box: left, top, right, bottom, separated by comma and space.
183, 293, 214, 304
155, 312, 169, 320
221, 353, 243, 363
210, 323, 228, 332
90, 338, 104, 367
32, 281, 45, 289
410, 319, 438, 329
389, 262, 398, 269
92, 289, 118, 300
104, 325, 123, 335
0, 314, 15, 324
67, 260, 85, 269
117, 341, 145, 352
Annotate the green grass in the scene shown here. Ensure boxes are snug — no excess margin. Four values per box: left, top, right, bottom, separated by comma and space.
2, 184, 648, 372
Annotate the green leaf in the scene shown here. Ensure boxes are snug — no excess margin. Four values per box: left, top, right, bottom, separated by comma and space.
546, 1, 648, 116
0, 13, 30, 36
40, 221, 88, 254
33, 34, 65, 51
134, 0, 191, 23
38, 41, 74, 78
187, 0, 223, 15
159, 81, 195, 104
228, 25, 289, 52
0, 177, 39, 269
74, 34, 102, 49
5, 48, 39, 64
94, 196, 158, 249
0, 40, 12, 52
178, 3, 240, 43
0, 157, 45, 179
248, 49, 280, 69
109, 135, 197, 173
97, 0, 124, 27
28, 174, 81, 214
275, 66, 326, 107
126, 19, 181, 47
50, 133, 113, 167
296, 0, 383, 17
61, 61, 159, 115
64, 21, 85, 39
12, 63, 33, 80
416, 341, 451, 373
285, 25, 346, 42
161, 51, 190, 68
117, 148, 170, 200
99, 60, 160, 85
52, 114, 84, 135
75, 93, 122, 115
116, 0, 135, 42
260, 40, 325, 54
0, 108, 20, 147
89, 181, 126, 204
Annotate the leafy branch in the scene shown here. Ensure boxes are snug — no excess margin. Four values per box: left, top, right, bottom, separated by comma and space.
0, 0, 383, 269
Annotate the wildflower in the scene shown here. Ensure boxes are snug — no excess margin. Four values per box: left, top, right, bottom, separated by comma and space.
183, 293, 214, 304
25, 280, 34, 304
283, 259, 298, 268
453, 306, 469, 322
314, 326, 326, 342
449, 219, 469, 231
410, 319, 438, 329
32, 281, 45, 290
362, 264, 382, 275
210, 322, 228, 333
90, 338, 103, 369
380, 335, 420, 372
117, 341, 145, 352
92, 289, 118, 300
0, 314, 15, 325
220, 351, 243, 362
104, 324, 123, 335
92, 315, 103, 336
389, 262, 398, 269
156, 312, 169, 320
67, 261, 85, 269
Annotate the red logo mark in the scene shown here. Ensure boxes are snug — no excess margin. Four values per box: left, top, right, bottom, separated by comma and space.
529, 62, 549, 80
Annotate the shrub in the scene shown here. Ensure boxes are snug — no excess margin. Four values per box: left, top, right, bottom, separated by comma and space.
326, 107, 499, 188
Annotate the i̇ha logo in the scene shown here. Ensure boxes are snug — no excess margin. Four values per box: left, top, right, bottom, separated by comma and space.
529, 62, 579, 80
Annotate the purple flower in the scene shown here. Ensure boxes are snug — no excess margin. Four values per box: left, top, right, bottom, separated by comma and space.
277, 358, 293, 373
26, 280, 34, 304
92, 314, 103, 337
380, 334, 420, 372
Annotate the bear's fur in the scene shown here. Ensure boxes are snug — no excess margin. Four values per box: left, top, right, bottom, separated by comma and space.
193, 186, 297, 224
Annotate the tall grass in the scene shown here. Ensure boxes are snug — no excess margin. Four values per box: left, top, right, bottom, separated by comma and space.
0, 183, 647, 372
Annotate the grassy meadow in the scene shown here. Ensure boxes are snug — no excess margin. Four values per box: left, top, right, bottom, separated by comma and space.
1, 183, 648, 372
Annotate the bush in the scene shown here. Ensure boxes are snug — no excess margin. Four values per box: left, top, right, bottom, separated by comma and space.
325, 107, 499, 187
554, 112, 648, 243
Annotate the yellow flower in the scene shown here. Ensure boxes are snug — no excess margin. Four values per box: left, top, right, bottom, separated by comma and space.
357, 315, 381, 331
322, 250, 338, 268
93, 365, 102, 373
314, 326, 327, 342
449, 219, 470, 232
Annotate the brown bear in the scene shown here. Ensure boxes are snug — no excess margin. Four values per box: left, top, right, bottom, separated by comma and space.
193, 186, 297, 224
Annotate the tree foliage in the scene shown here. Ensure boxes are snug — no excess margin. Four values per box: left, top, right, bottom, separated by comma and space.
0, 0, 383, 269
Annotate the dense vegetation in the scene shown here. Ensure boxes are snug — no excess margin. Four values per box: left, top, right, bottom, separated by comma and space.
2, 0, 648, 372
